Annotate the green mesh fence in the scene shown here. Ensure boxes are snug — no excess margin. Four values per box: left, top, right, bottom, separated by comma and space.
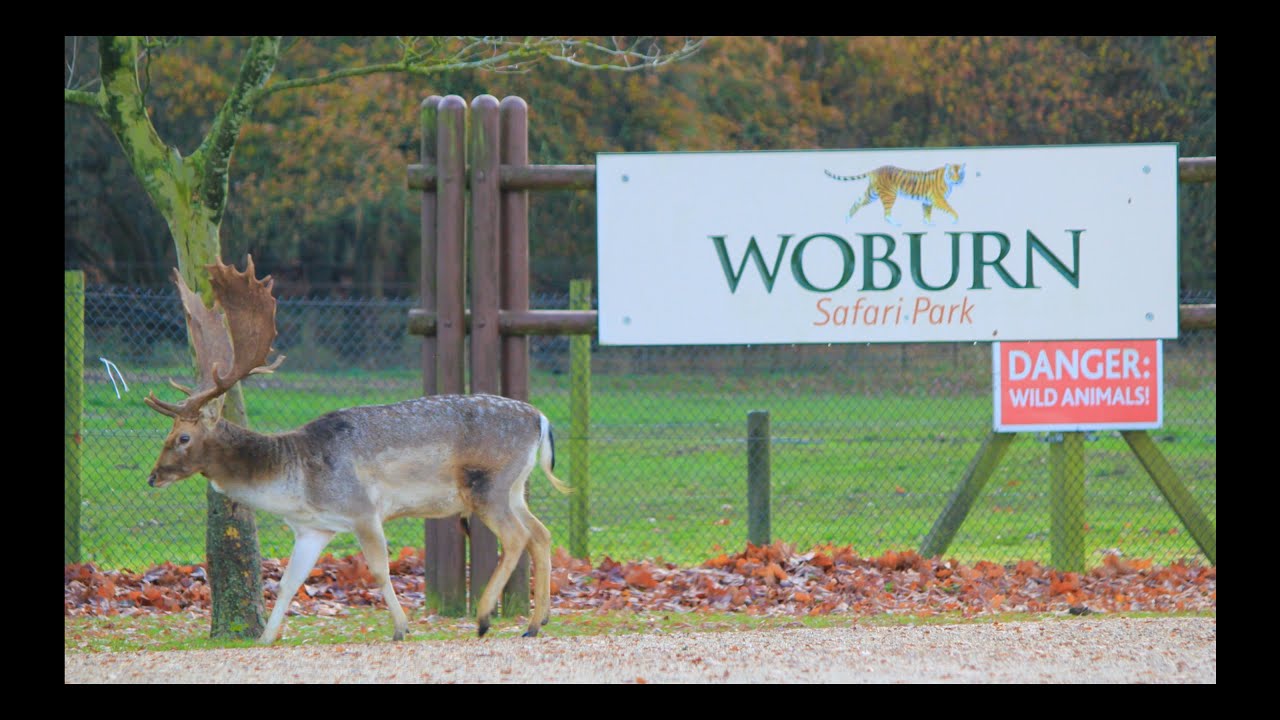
66, 285, 1216, 571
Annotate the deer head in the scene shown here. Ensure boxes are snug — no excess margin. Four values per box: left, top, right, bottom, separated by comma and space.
145, 255, 285, 487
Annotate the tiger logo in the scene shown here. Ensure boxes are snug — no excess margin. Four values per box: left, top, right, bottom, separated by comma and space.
825, 164, 966, 225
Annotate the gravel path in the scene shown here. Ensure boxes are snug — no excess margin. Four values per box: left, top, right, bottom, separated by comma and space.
65, 616, 1214, 683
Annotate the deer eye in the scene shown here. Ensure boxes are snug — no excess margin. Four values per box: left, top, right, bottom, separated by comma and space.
178, 434, 191, 445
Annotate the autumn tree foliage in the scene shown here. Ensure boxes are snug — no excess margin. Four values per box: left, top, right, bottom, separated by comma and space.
66, 36, 1215, 298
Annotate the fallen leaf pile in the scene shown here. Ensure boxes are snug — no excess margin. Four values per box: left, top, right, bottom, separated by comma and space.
64, 542, 1215, 619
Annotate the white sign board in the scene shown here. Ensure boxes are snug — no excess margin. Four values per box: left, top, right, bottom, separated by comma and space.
597, 144, 1179, 345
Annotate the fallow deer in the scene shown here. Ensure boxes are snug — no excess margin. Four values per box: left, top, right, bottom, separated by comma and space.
143, 256, 571, 643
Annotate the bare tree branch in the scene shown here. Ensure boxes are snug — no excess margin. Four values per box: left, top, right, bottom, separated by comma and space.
65, 36, 103, 93
544, 36, 707, 70
193, 36, 283, 224
66, 36, 79, 88
256, 36, 708, 96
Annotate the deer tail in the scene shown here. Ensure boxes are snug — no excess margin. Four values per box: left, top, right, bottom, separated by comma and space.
539, 414, 573, 495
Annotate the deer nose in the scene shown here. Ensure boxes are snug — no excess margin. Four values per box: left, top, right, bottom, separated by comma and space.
148, 472, 158, 487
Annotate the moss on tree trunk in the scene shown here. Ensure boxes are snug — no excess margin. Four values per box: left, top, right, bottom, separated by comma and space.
85, 35, 280, 641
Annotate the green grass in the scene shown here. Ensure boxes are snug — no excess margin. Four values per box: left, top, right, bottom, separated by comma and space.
63, 606, 1218, 654
70, 357, 1216, 571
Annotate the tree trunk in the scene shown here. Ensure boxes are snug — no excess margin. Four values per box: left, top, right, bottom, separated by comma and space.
86, 35, 279, 640
174, 218, 268, 641
206, 387, 266, 638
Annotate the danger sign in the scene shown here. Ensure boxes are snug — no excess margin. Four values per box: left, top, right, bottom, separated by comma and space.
993, 340, 1162, 432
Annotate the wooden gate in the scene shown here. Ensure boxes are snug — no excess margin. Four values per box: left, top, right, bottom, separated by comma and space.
407, 95, 595, 617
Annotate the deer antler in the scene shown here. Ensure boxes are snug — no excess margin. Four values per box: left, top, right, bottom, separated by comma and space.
144, 255, 285, 419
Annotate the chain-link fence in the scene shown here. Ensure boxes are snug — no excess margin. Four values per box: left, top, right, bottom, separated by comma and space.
65, 281, 1216, 571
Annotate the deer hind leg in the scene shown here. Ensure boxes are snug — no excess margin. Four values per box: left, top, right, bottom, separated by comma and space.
261, 526, 335, 644
473, 507, 531, 638
354, 521, 409, 641
517, 505, 554, 631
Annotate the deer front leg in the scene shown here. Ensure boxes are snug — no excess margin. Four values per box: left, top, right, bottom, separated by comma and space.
355, 522, 409, 641
261, 526, 335, 644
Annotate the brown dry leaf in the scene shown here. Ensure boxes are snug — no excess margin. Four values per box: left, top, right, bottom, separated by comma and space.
96, 580, 116, 600
625, 566, 659, 590
704, 554, 731, 569
766, 562, 787, 583
1050, 573, 1082, 596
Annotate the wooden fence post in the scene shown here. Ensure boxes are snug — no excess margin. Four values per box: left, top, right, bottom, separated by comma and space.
747, 410, 771, 546
920, 432, 1015, 558
1122, 431, 1217, 565
1049, 432, 1086, 573
500, 96, 533, 617
569, 278, 592, 559
65, 270, 83, 565
467, 94, 502, 611
426, 95, 468, 616
418, 95, 446, 615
